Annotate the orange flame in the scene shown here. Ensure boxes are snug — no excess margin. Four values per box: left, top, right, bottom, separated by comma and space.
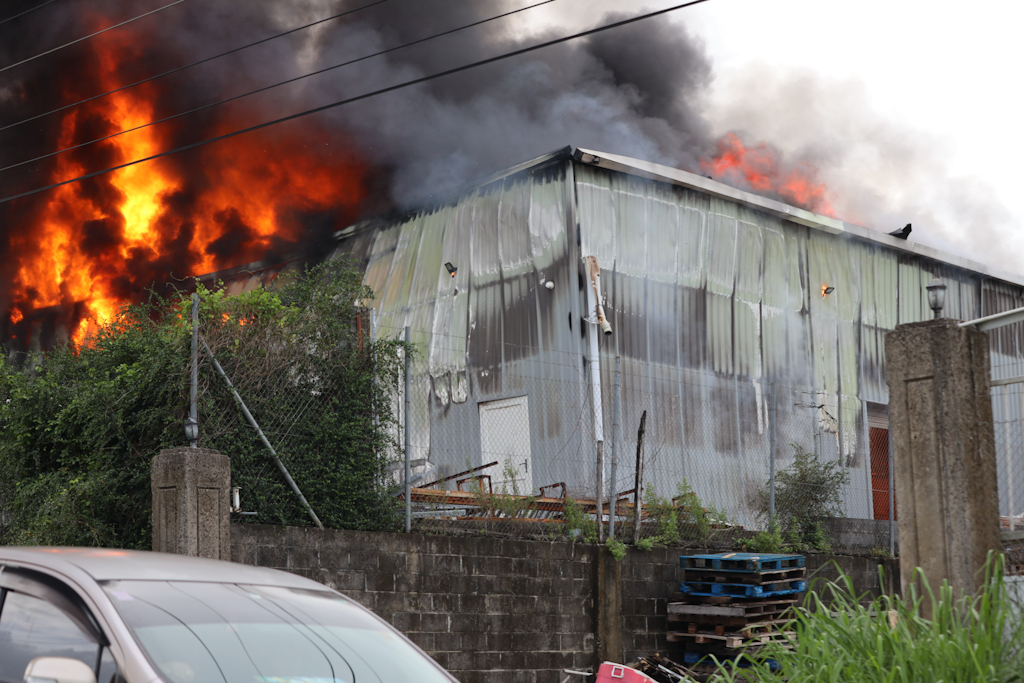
702, 132, 836, 218
12, 25, 366, 347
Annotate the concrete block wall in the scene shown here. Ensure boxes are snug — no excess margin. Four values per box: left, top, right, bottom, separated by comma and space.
232, 525, 899, 683
619, 546, 900, 664
232, 525, 598, 683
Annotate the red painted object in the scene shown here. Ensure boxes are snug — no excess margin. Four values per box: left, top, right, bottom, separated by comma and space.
596, 662, 658, 683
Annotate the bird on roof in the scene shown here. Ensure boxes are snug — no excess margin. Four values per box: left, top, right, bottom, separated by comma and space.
888, 223, 912, 239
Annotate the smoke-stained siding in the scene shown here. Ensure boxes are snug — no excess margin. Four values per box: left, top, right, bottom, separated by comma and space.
337, 163, 593, 491
337, 151, 1024, 525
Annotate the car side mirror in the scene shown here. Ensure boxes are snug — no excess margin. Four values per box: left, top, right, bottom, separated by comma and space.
24, 657, 97, 683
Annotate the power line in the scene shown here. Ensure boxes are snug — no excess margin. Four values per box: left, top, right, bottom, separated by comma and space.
0, 0, 388, 133
0, 0, 59, 26
0, 0, 556, 173
0, 0, 712, 206
0, 0, 186, 75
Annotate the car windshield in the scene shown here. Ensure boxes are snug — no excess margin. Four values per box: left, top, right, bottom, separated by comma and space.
101, 581, 452, 683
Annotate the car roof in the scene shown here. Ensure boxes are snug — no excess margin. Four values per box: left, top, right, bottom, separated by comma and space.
0, 547, 326, 588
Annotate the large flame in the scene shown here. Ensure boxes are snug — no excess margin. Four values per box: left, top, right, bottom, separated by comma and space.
702, 132, 836, 218
8, 26, 366, 347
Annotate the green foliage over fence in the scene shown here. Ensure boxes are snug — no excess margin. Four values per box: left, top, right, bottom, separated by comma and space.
0, 262, 404, 548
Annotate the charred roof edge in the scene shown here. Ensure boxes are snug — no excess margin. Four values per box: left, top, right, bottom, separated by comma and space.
574, 147, 1024, 289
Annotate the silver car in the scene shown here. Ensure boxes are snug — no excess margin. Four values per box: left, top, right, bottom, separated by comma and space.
0, 547, 458, 683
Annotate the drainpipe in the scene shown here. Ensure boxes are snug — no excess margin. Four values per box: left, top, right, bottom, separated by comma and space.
585, 256, 612, 541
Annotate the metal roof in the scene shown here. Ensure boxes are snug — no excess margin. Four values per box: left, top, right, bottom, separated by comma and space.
570, 147, 1024, 289
401, 145, 1023, 289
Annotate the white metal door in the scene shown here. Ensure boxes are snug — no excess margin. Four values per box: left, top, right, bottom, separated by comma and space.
478, 396, 532, 495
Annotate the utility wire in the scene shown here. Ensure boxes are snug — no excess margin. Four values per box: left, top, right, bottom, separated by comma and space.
0, 0, 186, 75
0, 0, 59, 26
0, 0, 555, 173
0, 0, 388, 133
0, 0, 712, 206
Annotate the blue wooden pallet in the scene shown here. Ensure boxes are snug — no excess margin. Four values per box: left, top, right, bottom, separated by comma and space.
680, 552, 805, 572
680, 580, 807, 598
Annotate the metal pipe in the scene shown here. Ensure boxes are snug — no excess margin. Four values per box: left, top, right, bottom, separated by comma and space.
959, 305, 1024, 331
632, 410, 647, 545
189, 293, 199, 448
610, 356, 621, 538
1005, 389, 1015, 532
769, 382, 776, 528
596, 441, 604, 543
584, 257, 605, 542
201, 337, 323, 529
888, 422, 895, 556
404, 326, 412, 534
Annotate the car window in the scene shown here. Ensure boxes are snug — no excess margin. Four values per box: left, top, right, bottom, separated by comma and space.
103, 581, 453, 683
0, 589, 101, 683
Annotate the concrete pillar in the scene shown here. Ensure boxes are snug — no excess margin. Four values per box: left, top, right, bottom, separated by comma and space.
595, 546, 623, 664
885, 318, 1000, 599
152, 447, 231, 560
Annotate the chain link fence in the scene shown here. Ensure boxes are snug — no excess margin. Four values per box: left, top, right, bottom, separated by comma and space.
189, 271, 405, 532
992, 352, 1024, 575
361, 325, 896, 555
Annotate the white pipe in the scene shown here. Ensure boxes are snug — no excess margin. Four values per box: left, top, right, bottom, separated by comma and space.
585, 256, 606, 542
959, 305, 1024, 331
585, 257, 606, 444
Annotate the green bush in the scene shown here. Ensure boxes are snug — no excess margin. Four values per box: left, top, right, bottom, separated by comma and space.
0, 262, 404, 548
752, 443, 849, 551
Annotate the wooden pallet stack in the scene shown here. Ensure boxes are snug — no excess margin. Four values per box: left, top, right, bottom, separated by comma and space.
667, 552, 806, 672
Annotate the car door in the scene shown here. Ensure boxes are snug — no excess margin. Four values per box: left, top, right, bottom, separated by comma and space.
0, 567, 122, 683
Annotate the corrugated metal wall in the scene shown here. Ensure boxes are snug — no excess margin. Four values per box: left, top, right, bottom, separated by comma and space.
337, 158, 1024, 526
573, 164, 997, 523
339, 163, 597, 492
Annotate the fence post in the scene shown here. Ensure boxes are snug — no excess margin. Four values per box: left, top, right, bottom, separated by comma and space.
769, 382, 776, 530
610, 357, 621, 538
632, 410, 647, 545
887, 424, 895, 556
404, 326, 412, 534
188, 293, 199, 448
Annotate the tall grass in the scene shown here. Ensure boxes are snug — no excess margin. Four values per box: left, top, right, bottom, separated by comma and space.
715, 553, 1023, 682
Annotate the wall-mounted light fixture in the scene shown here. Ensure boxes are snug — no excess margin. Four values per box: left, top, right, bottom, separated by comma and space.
821, 285, 835, 298
444, 262, 457, 278
926, 277, 946, 318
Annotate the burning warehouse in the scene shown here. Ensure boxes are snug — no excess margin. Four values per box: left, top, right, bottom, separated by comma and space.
333, 146, 1024, 527
3, 0, 1023, 529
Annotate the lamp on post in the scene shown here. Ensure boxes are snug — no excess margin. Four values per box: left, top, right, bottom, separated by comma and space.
926, 277, 947, 319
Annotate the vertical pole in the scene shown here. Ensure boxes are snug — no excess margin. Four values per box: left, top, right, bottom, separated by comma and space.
632, 411, 647, 545
1009, 389, 1017, 531
610, 357, 621, 538
585, 257, 606, 544
404, 326, 412, 533
596, 442, 605, 543
769, 382, 776, 529
888, 421, 895, 556
189, 293, 199, 448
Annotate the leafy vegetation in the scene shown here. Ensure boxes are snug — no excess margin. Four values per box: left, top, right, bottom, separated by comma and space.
716, 554, 1020, 683
605, 535, 627, 560
562, 496, 598, 543
752, 443, 849, 551
0, 262, 405, 548
637, 480, 729, 549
